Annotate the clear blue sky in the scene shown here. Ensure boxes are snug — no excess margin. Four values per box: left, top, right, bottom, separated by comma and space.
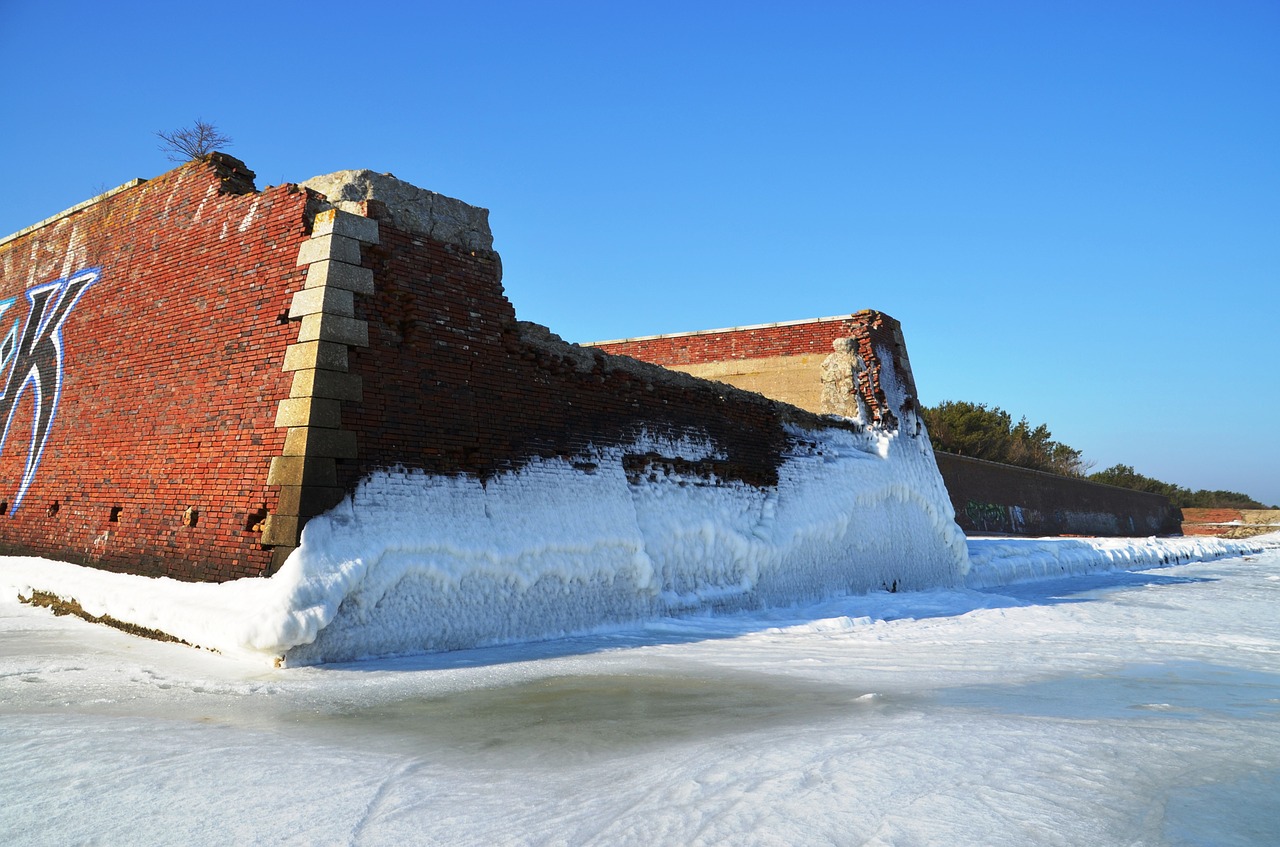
2, 1, 1277, 506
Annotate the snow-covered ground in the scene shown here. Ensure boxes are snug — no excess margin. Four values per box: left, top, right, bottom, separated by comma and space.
2, 533, 1278, 846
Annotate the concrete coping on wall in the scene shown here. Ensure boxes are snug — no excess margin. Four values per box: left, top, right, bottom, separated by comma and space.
300, 170, 493, 255
583, 314, 861, 347
0, 178, 148, 248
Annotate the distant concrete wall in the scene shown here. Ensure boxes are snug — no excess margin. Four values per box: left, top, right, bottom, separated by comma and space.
934, 453, 1182, 536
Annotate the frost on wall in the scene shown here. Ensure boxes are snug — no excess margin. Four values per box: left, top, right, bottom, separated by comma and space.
279, 396, 967, 665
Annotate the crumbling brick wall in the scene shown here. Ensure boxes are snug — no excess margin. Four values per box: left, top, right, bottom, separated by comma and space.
1180, 508, 1280, 538
0, 156, 311, 580
589, 318, 863, 366
0, 160, 884, 582
332, 208, 821, 496
589, 311, 920, 427
600, 315, 1183, 538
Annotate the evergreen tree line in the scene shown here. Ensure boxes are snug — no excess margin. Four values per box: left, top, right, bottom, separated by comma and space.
920, 401, 1275, 509
1086, 464, 1274, 510
920, 401, 1088, 477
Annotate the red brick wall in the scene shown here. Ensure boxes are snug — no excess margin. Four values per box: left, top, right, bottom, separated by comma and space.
0, 157, 312, 580
590, 318, 860, 366
1180, 508, 1243, 536
0, 161, 904, 583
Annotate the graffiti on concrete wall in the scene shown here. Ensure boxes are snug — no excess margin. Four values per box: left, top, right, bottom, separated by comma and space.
964, 500, 1044, 534
965, 500, 1008, 532
0, 268, 99, 514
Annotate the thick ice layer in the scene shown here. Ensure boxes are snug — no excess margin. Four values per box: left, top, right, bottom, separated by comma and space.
964, 535, 1274, 588
281, 425, 968, 664
0, 420, 968, 663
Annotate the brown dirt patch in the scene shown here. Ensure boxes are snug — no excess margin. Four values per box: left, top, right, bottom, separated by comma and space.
21, 590, 193, 647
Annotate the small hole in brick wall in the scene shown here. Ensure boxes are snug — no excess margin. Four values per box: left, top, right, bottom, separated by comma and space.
0, 501, 8, 515
109, 506, 122, 523
277, 311, 291, 325
183, 506, 199, 527
47, 501, 60, 517
245, 506, 269, 533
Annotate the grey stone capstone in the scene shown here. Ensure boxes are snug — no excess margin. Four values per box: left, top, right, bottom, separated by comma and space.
301, 170, 494, 254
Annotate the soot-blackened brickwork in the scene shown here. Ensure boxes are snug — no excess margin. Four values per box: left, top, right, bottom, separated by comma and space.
0, 156, 310, 580
336, 208, 822, 492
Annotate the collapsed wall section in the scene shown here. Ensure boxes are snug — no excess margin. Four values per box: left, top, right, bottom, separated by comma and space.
1181, 508, 1280, 538
587, 317, 867, 414
597, 317, 1181, 539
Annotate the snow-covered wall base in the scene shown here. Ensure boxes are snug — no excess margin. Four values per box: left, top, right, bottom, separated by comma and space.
963, 534, 1275, 588
277, 425, 967, 664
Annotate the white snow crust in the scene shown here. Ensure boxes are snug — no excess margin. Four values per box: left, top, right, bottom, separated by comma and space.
964, 534, 1270, 588
0, 420, 1268, 667
0, 423, 970, 664
279, 426, 967, 664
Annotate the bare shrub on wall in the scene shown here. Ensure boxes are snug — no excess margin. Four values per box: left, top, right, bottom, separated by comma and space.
155, 119, 233, 161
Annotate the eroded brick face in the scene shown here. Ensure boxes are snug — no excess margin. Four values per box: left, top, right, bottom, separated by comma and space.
0, 159, 311, 581
591, 314, 1186, 539
1180, 508, 1242, 536
337, 213, 797, 491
